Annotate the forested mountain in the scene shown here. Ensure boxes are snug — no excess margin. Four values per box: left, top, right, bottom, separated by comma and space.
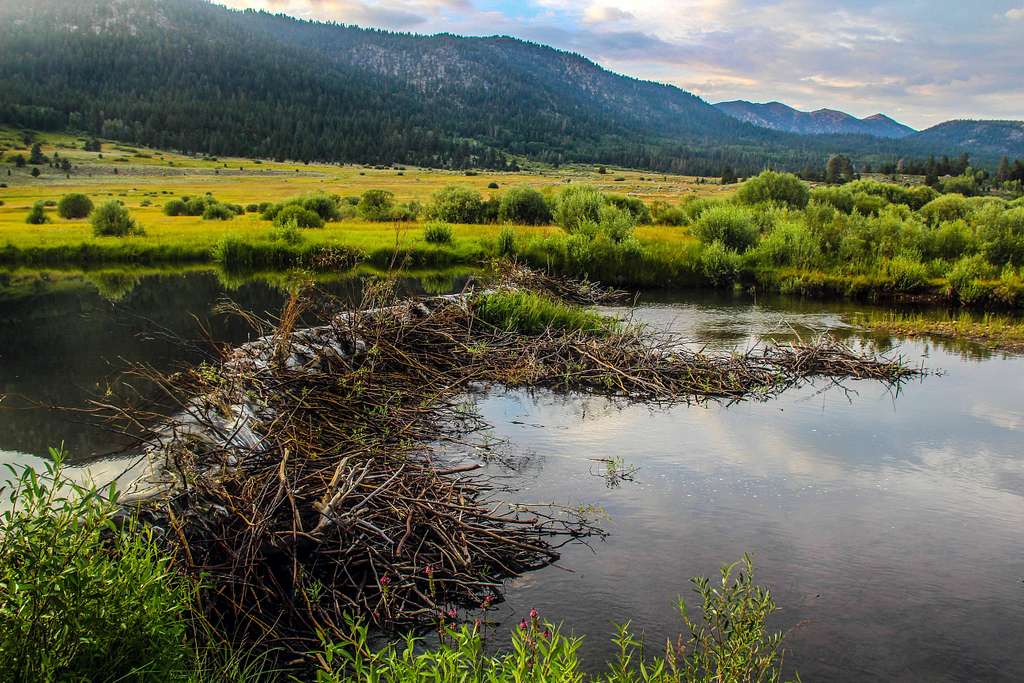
0, 0, 1019, 172
715, 101, 916, 139
908, 120, 1024, 159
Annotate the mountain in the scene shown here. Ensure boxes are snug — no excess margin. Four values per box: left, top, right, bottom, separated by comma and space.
715, 100, 916, 139
908, 120, 1024, 159
0, 0, 1018, 172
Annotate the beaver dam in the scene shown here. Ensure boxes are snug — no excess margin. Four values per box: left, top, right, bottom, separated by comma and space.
105, 265, 924, 660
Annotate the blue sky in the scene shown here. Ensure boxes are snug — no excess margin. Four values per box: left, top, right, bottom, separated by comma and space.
219, 0, 1024, 129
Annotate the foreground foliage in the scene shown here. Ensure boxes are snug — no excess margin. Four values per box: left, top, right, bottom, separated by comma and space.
316, 556, 795, 683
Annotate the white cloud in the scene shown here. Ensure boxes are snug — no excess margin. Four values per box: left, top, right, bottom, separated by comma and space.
1006, 7, 1024, 20
582, 5, 635, 24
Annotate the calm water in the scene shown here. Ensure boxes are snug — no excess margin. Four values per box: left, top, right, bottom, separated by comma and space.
2, 270, 1023, 681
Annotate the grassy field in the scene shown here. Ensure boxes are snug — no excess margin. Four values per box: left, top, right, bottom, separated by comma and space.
0, 128, 724, 272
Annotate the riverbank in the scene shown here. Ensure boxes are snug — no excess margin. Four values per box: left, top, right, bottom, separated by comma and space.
855, 310, 1024, 354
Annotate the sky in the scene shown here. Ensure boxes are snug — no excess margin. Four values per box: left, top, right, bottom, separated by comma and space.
217, 0, 1024, 130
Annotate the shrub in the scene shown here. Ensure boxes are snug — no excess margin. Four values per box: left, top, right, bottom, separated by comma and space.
202, 202, 235, 221
357, 189, 396, 221
977, 206, 1024, 265
920, 194, 970, 226
851, 191, 887, 216
699, 240, 743, 284
426, 185, 484, 223
810, 186, 855, 213
605, 194, 652, 224
56, 193, 94, 219
498, 186, 552, 225
692, 205, 759, 252
487, 181, 499, 189
885, 254, 930, 291
91, 200, 142, 236
554, 185, 604, 233
596, 204, 636, 243
423, 220, 454, 244
941, 175, 978, 196
274, 204, 324, 229
680, 196, 722, 223
650, 200, 687, 226
25, 201, 50, 225
269, 222, 305, 245
0, 452, 197, 681
923, 219, 974, 261
735, 170, 810, 208
245, 203, 259, 213
947, 254, 994, 303
163, 198, 187, 216
754, 220, 820, 268
294, 192, 342, 221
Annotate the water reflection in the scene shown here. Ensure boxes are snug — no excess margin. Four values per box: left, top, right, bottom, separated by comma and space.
2, 271, 1023, 680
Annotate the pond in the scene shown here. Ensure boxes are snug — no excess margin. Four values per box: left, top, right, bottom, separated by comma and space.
2, 269, 1022, 681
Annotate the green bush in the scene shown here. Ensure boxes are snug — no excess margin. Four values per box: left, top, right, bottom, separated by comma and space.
91, 200, 143, 236
941, 175, 978, 196
947, 254, 994, 303
274, 204, 324, 229
25, 200, 50, 225
57, 193, 94, 219
810, 186, 854, 213
163, 198, 187, 216
650, 200, 687, 226
754, 220, 820, 268
498, 186, 552, 225
692, 205, 759, 252
922, 219, 974, 260
885, 254, 930, 292
357, 189, 396, 221
699, 240, 743, 284
920, 194, 970, 226
680, 196, 721, 223
0, 451, 197, 681
423, 220, 454, 244
596, 204, 636, 243
977, 206, 1024, 265
605, 194, 652, 224
202, 202, 235, 221
555, 185, 605, 233
245, 203, 260, 213
269, 222, 305, 245
735, 170, 810, 208
851, 191, 887, 216
426, 185, 484, 223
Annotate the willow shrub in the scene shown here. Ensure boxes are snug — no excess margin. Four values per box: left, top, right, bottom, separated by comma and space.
0, 451, 196, 681
691, 205, 759, 252
314, 555, 794, 683
91, 200, 143, 237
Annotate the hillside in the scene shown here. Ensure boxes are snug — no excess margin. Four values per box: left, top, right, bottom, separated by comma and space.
0, 0, 1018, 172
908, 120, 1024, 159
715, 100, 916, 139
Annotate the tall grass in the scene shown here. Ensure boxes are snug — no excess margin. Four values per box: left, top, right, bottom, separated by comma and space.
474, 290, 619, 335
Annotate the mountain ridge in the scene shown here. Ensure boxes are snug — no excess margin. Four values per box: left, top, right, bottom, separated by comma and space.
714, 100, 917, 139
0, 0, 1021, 171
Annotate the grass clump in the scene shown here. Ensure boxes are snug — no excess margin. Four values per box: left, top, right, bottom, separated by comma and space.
474, 290, 617, 336
423, 220, 454, 244
91, 200, 143, 237
57, 193, 94, 219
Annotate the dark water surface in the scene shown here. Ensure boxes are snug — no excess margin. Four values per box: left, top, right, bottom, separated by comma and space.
2, 270, 1022, 681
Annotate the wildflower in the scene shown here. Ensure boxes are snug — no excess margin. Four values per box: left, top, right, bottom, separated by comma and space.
380, 575, 391, 587
519, 619, 528, 631
529, 607, 539, 620
448, 608, 458, 619
543, 629, 552, 639
424, 565, 434, 577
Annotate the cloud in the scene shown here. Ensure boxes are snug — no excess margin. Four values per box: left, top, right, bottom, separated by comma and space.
582, 5, 635, 24
1006, 7, 1024, 20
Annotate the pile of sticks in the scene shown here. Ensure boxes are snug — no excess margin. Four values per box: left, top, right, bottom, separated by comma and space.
120, 268, 922, 657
